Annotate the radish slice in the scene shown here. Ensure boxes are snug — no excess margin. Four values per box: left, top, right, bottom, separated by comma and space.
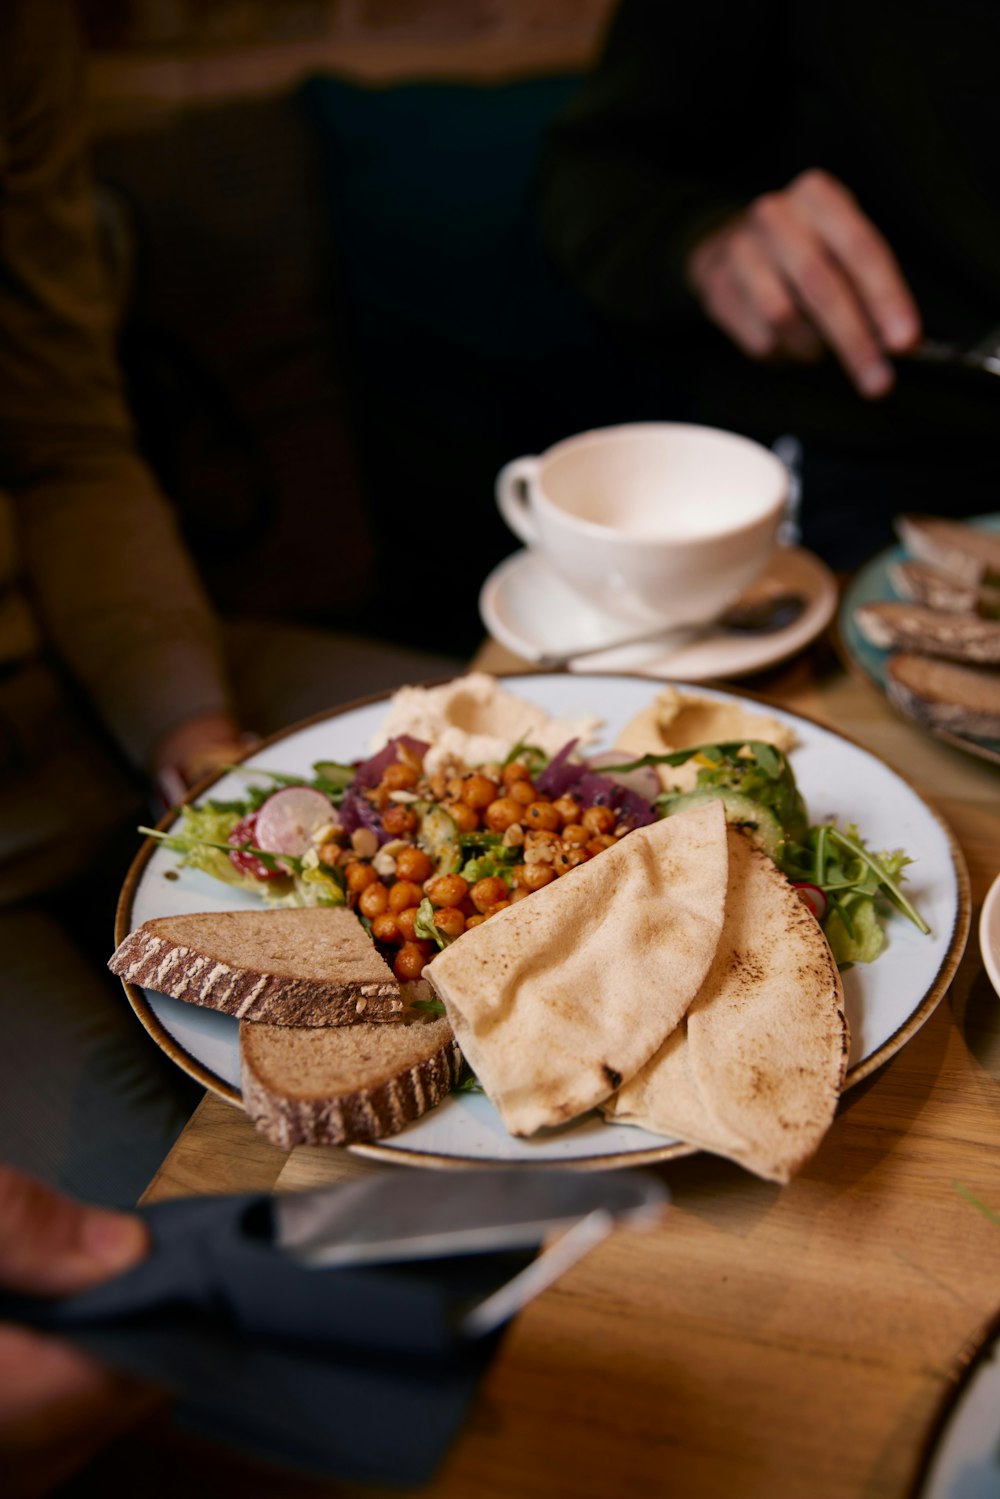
587, 751, 661, 802
254, 787, 336, 857
792, 882, 828, 922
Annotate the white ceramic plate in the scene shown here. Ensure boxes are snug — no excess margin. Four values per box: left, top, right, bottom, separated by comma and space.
914, 1310, 1000, 1499
118, 674, 969, 1169
480, 545, 837, 680
980, 872, 1000, 1001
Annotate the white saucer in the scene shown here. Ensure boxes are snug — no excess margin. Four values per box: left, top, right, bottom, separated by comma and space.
479, 545, 838, 680
980, 872, 1000, 1001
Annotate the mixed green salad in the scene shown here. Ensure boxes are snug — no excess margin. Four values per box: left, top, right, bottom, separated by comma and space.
142, 733, 928, 972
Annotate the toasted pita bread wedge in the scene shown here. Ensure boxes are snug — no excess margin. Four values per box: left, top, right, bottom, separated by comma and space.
605, 828, 848, 1183
615, 686, 797, 792
426, 800, 730, 1137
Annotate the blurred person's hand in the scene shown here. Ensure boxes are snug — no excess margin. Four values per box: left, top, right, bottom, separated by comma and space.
0, 1165, 159, 1497
152, 709, 256, 807
685, 168, 922, 398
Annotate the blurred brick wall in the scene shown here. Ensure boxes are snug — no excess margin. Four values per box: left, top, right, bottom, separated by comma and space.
84, 0, 616, 132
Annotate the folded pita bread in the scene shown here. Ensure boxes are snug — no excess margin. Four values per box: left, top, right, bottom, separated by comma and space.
425, 800, 729, 1137
604, 827, 848, 1182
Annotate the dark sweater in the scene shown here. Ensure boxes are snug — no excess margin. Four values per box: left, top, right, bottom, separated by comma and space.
539, 0, 1000, 565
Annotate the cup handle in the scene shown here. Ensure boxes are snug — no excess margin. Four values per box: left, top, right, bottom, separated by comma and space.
495, 457, 541, 548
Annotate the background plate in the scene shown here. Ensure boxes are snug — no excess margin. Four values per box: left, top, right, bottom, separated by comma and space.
838, 514, 1000, 766
118, 675, 969, 1169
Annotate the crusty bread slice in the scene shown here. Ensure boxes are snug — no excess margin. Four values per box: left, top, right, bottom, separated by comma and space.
109, 906, 402, 1025
889, 560, 1000, 618
240, 1012, 462, 1148
895, 515, 1000, 587
885, 653, 1000, 738
854, 601, 1000, 663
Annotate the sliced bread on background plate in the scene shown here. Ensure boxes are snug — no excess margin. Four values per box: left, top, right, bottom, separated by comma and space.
240, 1012, 462, 1148
109, 906, 402, 1026
895, 515, 1000, 587
885, 653, 1000, 738
853, 600, 1000, 664
889, 560, 1000, 618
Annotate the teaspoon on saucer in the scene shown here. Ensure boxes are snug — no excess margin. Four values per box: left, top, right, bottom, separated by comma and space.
535, 593, 806, 670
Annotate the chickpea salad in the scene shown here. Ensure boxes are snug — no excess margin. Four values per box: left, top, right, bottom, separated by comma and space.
142, 731, 928, 980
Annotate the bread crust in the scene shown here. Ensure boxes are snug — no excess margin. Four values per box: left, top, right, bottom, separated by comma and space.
886, 653, 1000, 737
240, 1018, 463, 1148
109, 909, 402, 1025
854, 601, 1000, 664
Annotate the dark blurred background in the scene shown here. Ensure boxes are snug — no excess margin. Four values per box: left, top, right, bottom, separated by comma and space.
79, 0, 654, 660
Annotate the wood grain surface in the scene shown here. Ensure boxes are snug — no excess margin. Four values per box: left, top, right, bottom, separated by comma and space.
140, 632, 1000, 1499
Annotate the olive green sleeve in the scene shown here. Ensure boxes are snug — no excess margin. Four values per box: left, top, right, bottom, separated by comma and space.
0, 0, 235, 770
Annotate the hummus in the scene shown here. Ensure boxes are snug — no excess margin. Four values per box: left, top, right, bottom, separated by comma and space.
615, 686, 797, 792
372, 672, 602, 774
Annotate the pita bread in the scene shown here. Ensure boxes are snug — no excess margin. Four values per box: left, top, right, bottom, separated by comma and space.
604, 828, 848, 1182
425, 800, 729, 1137
615, 687, 797, 793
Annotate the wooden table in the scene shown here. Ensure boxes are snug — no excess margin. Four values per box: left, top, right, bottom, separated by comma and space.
142, 634, 1000, 1499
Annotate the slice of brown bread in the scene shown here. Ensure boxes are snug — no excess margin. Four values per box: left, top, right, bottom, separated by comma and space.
889, 560, 1000, 618
895, 515, 1000, 587
240, 1012, 462, 1148
885, 653, 1000, 738
109, 906, 402, 1025
854, 601, 1000, 663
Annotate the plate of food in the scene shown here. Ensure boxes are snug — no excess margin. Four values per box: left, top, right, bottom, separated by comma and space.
112, 673, 969, 1178
839, 513, 1000, 765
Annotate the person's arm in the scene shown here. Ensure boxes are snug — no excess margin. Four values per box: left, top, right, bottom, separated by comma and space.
0, 0, 242, 785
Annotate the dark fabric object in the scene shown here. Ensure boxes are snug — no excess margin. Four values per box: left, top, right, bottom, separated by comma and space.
1, 1191, 528, 1486
94, 94, 376, 625
538, 0, 1000, 570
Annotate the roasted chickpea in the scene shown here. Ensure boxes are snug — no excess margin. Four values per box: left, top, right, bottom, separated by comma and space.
514, 862, 557, 892
508, 779, 536, 806
358, 881, 390, 919
561, 822, 590, 847
318, 839, 343, 867
395, 906, 421, 942
551, 796, 581, 826
586, 833, 617, 856
448, 802, 480, 834
394, 941, 430, 982
426, 873, 470, 908
382, 804, 418, 837
552, 848, 586, 875
470, 875, 509, 913
483, 899, 511, 918
524, 801, 561, 832
345, 861, 379, 894
432, 906, 466, 940
394, 846, 434, 883
371, 911, 403, 945
465, 913, 487, 929
428, 770, 450, 801
461, 773, 499, 811
389, 879, 425, 913
484, 797, 523, 834
582, 805, 616, 836
381, 762, 419, 792
501, 761, 532, 786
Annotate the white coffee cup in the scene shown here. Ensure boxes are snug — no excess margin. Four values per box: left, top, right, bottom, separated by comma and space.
495, 422, 789, 629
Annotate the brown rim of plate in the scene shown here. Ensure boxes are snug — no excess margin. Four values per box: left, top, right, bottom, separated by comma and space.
906, 1302, 1000, 1499
114, 670, 972, 1166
